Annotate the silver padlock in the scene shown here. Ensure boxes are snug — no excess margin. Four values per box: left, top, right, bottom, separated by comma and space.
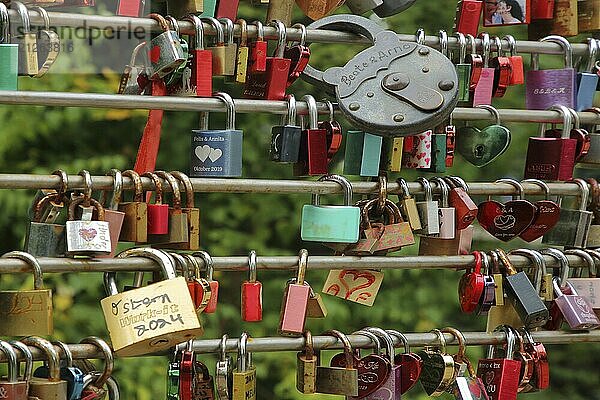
580, 108, 600, 168
118, 41, 149, 95
415, 177, 440, 235
373, 0, 418, 17
66, 197, 111, 257
431, 177, 456, 239
24, 192, 66, 257
148, 13, 185, 79
346, 0, 383, 14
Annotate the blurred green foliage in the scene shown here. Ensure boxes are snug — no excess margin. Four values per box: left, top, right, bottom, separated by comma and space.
0, 0, 599, 399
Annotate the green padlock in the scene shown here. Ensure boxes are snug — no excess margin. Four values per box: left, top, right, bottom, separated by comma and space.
301, 174, 360, 243
454, 32, 471, 103
0, 3, 18, 91
343, 131, 383, 177
425, 127, 447, 173
199, 0, 216, 16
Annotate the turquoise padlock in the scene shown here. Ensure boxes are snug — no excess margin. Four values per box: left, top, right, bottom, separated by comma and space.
0, 3, 18, 91
199, 0, 217, 16
343, 131, 383, 177
301, 174, 360, 243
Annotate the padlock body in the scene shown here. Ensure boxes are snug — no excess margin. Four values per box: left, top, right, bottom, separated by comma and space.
270, 125, 302, 163
28, 378, 69, 400
542, 208, 593, 248
456, 63, 472, 102
149, 31, 186, 79
24, 221, 66, 257
344, 131, 383, 177
116, 0, 143, 16
243, 57, 291, 100
524, 137, 577, 181
297, 352, 318, 394
386, 137, 404, 172
161, 207, 201, 250
504, 272, 549, 328
118, 201, 148, 242
580, 133, 600, 166
235, 45, 249, 83
200, 0, 217, 16
241, 281, 263, 321
473, 67, 494, 106
0, 44, 18, 91
306, 291, 328, 318
419, 235, 462, 256
0, 289, 53, 336
554, 294, 600, 329
578, 0, 600, 31
508, 56, 525, 85
66, 220, 112, 256
438, 207, 456, 239
249, 40, 267, 73
101, 277, 203, 356
301, 205, 361, 243
454, 0, 483, 36
191, 49, 213, 97
525, 69, 577, 110
148, 209, 189, 245
399, 197, 422, 231
416, 201, 440, 235
452, 376, 490, 400
315, 366, 359, 396
232, 367, 256, 400
0, 381, 27, 400
294, 128, 328, 176
576, 72, 598, 111
146, 203, 170, 235
477, 358, 521, 400
585, 224, 600, 247
531, 0, 554, 18
191, 129, 243, 177
98, 209, 125, 258
425, 133, 447, 173
204, 280, 219, 313
279, 283, 310, 335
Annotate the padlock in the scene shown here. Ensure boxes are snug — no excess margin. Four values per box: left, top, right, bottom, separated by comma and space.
519, 328, 550, 392
415, 177, 440, 235
148, 171, 189, 245
454, 0, 483, 37
215, 334, 233, 400
386, 329, 423, 395
30, 6, 59, 78
66, 197, 112, 257
364, 327, 402, 399
193, 359, 215, 400
458, 252, 486, 314
504, 35, 524, 86
169, 253, 211, 314
473, 33, 494, 106
164, 16, 191, 94
366, 196, 416, 254
552, 277, 600, 330
191, 92, 243, 177
496, 249, 549, 329
476, 326, 521, 400
0, 3, 18, 91
446, 176, 478, 230
301, 174, 360, 243
278, 249, 310, 336
293, 95, 328, 176
167, 349, 180, 400
200, 0, 216, 16
201, 17, 225, 76
216, 0, 239, 19
531, 0, 554, 19
383, 137, 404, 172
296, 331, 318, 394
101, 247, 203, 356
34, 341, 85, 400
194, 251, 218, 313
417, 329, 456, 396
396, 177, 422, 231
543, 178, 594, 248
181, 14, 212, 97
118, 170, 148, 242
373, 0, 420, 18
148, 13, 186, 80
579, 0, 600, 31
464, 33, 483, 92
425, 124, 449, 173
76, 336, 115, 400
265, 0, 294, 26
302, 14, 458, 136
489, 36, 512, 98
24, 192, 67, 257
284, 23, 311, 88
0, 251, 53, 336
315, 330, 359, 396
118, 42, 149, 95
234, 19, 249, 84
524, 104, 577, 181
453, 32, 471, 103
217, 18, 237, 77
346, 0, 383, 15
270, 94, 302, 163
306, 282, 328, 318
343, 131, 383, 177
10, 1, 38, 77
248, 21, 267, 73
567, 249, 600, 315
432, 177, 456, 239
576, 38, 599, 113
244, 20, 291, 100
22, 336, 68, 400
98, 169, 125, 258
117, 0, 143, 17
526, 36, 576, 110
519, 179, 561, 242
402, 130, 433, 169
232, 332, 256, 400
5, 340, 31, 400
161, 171, 200, 250
241, 250, 262, 322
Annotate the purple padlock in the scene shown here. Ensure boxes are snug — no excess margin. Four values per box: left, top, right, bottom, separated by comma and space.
526, 35, 576, 110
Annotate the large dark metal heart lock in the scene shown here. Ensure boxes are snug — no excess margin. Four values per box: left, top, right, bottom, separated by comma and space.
330, 352, 390, 397
302, 14, 458, 136
457, 125, 511, 167
477, 200, 536, 242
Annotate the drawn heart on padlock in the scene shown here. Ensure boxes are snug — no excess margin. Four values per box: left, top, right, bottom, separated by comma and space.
519, 200, 561, 242
339, 270, 377, 300
79, 228, 98, 242
149, 46, 161, 63
477, 200, 536, 242
394, 353, 423, 394
208, 148, 223, 162
295, 0, 346, 20
456, 125, 511, 167
195, 145, 211, 162
484, 370, 495, 385
331, 352, 390, 397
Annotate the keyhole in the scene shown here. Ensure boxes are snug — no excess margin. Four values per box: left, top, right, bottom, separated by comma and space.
474, 145, 485, 159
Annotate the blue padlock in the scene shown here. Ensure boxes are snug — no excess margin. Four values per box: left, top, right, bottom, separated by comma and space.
33, 341, 84, 400
343, 131, 383, 177
576, 38, 599, 112
191, 91, 243, 177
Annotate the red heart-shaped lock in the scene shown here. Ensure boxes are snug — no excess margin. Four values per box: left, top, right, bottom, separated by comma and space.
394, 353, 423, 394
519, 200, 561, 242
331, 352, 390, 397
458, 251, 485, 313
477, 200, 536, 242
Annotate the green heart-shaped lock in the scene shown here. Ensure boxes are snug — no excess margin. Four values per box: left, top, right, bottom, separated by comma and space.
456, 105, 511, 167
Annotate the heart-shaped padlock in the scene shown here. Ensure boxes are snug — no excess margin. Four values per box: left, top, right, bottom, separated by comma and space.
458, 251, 486, 313
417, 330, 455, 396
387, 329, 423, 394
477, 200, 536, 242
302, 14, 458, 136
519, 179, 561, 242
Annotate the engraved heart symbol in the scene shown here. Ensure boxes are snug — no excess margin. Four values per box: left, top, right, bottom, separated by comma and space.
456, 125, 511, 167
494, 214, 516, 230
484, 370, 495, 385
208, 148, 223, 162
79, 228, 97, 242
339, 270, 376, 301
195, 145, 211, 162
331, 353, 390, 397
477, 200, 536, 242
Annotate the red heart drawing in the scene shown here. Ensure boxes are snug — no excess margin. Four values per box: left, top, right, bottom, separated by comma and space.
424, 158, 431, 164
339, 270, 376, 300
477, 200, 536, 242
149, 46, 161, 63
79, 228, 98, 242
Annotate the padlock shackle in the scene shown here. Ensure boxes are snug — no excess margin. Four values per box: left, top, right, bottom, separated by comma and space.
417, 177, 433, 202
489, 325, 516, 359
572, 178, 591, 212
269, 20, 287, 59
430, 177, 449, 208
496, 178, 524, 200
510, 248, 544, 296
116, 247, 178, 281
503, 34, 518, 57
532, 35, 573, 70
68, 197, 106, 222
541, 247, 570, 287
79, 336, 114, 388
312, 174, 354, 206
352, 329, 382, 355
33, 192, 64, 223
213, 91, 236, 130
51, 340, 73, 367
585, 37, 598, 73
10, 1, 30, 34
0, 3, 9, 44
281, 94, 297, 126
123, 170, 143, 203
238, 332, 250, 372
386, 329, 411, 354
453, 32, 467, 64
194, 250, 214, 281
247, 250, 257, 282
251, 20, 264, 42
2, 251, 45, 289
155, 171, 182, 210
415, 28, 425, 45
365, 327, 395, 366
522, 178, 551, 201
99, 169, 123, 211
564, 249, 596, 278
323, 329, 354, 369
22, 336, 61, 381
170, 171, 195, 209
478, 32, 491, 68
0, 340, 18, 382
300, 94, 318, 130
219, 334, 228, 361
476, 104, 501, 126
30, 6, 50, 30
218, 17, 234, 46
165, 15, 180, 37
183, 14, 204, 50
201, 17, 224, 45
78, 169, 94, 206
142, 172, 164, 205
301, 14, 385, 91
297, 248, 308, 285
438, 30, 448, 59
539, 105, 572, 139
10, 340, 33, 382
491, 35, 503, 58
585, 249, 600, 277
148, 13, 170, 33
397, 178, 412, 199
302, 331, 315, 359
291, 23, 307, 47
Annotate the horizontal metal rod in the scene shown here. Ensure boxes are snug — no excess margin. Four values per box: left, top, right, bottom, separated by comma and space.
192, 330, 600, 354
1, 92, 600, 125
0, 174, 588, 197
7, 10, 594, 56
0, 254, 594, 274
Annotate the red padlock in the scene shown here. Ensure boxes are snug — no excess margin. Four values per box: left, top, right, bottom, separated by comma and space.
504, 35, 524, 85
458, 251, 486, 313
454, 0, 483, 37
489, 36, 512, 98
445, 176, 478, 230
249, 20, 267, 73
293, 95, 328, 176
477, 325, 521, 400
142, 172, 169, 235
241, 250, 262, 322
243, 20, 291, 100
197, 251, 219, 314
520, 329, 550, 392
183, 14, 212, 97
465, 34, 483, 91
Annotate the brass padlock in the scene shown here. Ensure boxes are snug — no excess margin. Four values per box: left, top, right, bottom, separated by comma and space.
22, 337, 68, 400
315, 330, 359, 396
0, 251, 53, 336
232, 332, 256, 400
160, 171, 200, 250
118, 170, 148, 243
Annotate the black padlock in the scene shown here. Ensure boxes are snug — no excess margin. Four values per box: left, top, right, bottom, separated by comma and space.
496, 249, 549, 329
270, 94, 302, 163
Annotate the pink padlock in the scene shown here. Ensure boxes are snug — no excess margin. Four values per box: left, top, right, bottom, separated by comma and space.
278, 249, 310, 336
